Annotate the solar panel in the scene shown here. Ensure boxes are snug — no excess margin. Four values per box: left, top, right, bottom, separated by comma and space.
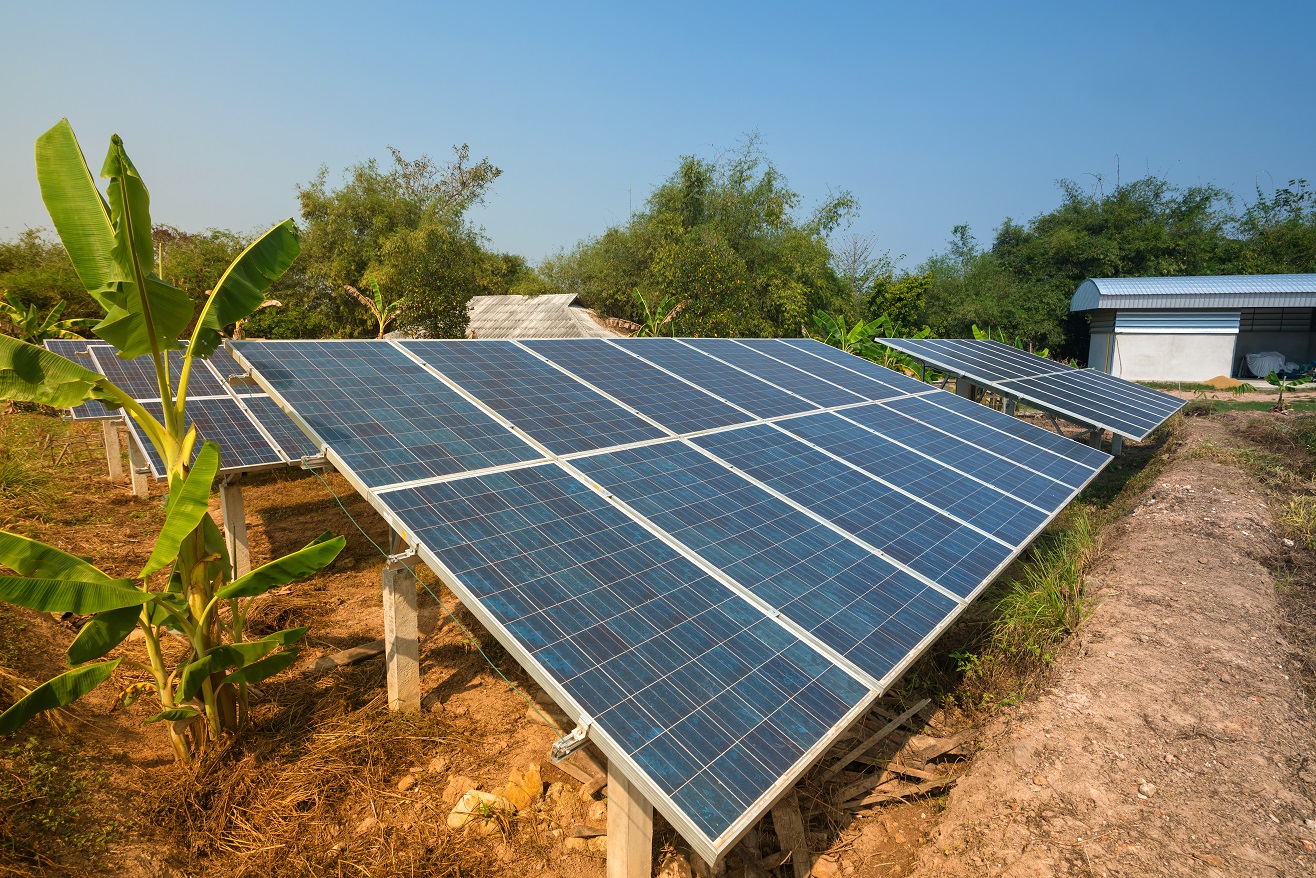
398, 340, 667, 454
125, 397, 286, 477
238, 395, 320, 461
881, 337, 1186, 441
573, 441, 958, 683
666, 339, 868, 409
228, 336, 1111, 860
524, 339, 751, 434
88, 344, 228, 400
379, 463, 870, 840
612, 338, 817, 419
42, 339, 117, 420
229, 341, 542, 488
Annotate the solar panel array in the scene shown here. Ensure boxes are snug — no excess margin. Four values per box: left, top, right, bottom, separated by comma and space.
879, 337, 1185, 441
229, 336, 1109, 861
42, 338, 317, 478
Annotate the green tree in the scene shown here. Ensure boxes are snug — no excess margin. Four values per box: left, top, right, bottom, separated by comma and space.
0, 229, 96, 324
536, 137, 857, 337
294, 145, 502, 338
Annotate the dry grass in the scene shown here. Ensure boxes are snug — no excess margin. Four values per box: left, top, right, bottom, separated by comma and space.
153, 662, 497, 878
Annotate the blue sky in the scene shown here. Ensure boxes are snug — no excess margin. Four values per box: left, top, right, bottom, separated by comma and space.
1, 1, 1312, 269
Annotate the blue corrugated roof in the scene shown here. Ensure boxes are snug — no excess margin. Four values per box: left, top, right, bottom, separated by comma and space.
1071, 274, 1316, 311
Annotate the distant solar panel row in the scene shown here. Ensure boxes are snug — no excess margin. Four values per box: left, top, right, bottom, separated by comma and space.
880, 337, 1185, 441
42, 338, 317, 477
229, 336, 1108, 859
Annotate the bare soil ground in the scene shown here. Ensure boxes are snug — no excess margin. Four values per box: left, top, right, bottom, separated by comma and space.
2, 407, 1314, 877
896, 413, 1316, 877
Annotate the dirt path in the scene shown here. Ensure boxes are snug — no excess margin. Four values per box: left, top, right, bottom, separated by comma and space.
906, 418, 1316, 876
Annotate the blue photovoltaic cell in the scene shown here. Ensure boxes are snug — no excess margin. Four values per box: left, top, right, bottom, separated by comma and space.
893, 338, 1065, 381
240, 396, 320, 460
43, 339, 116, 420
675, 339, 866, 409
230, 341, 540, 488
846, 403, 1076, 509
573, 442, 958, 682
726, 339, 921, 402
891, 392, 1110, 478
524, 339, 750, 434
129, 397, 284, 477
89, 344, 228, 399
1002, 370, 1181, 441
879, 337, 1184, 441
616, 338, 816, 419
400, 340, 666, 454
380, 464, 868, 840
692, 424, 1010, 597
778, 413, 1047, 546
776, 338, 934, 396
205, 347, 244, 385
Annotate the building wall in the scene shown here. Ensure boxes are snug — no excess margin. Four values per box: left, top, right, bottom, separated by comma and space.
1105, 333, 1236, 381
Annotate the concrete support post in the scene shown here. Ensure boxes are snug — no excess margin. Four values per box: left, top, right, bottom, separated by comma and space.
220, 480, 251, 578
102, 420, 124, 481
126, 436, 150, 500
606, 761, 653, 878
383, 557, 421, 712
1111, 433, 1124, 456
955, 378, 976, 401
1087, 430, 1105, 450
1004, 399, 1016, 417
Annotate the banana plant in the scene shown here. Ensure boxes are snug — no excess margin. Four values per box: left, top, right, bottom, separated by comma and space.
1266, 370, 1311, 412
971, 323, 1049, 359
346, 276, 406, 339
0, 119, 345, 760
811, 310, 932, 376
0, 291, 98, 343
631, 290, 685, 337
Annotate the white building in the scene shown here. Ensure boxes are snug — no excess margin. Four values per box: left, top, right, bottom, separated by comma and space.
1071, 274, 1316, 381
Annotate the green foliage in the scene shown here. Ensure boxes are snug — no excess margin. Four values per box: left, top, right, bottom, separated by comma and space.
0, 292, 96, 344
537, 137, 856, 337
863, 272, 929, 329
913, 175, 1316, 360
290, 145, 504, 339
1266, 370, 1312, 412
0, 120, 345, 758
345, 276, 406, 339
630, 290, 685, 337
0, 230, 97, 326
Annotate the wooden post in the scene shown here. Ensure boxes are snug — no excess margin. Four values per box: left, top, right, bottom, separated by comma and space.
220, 479, 251, 578
770, 791, 811, 878
606, 761, 653, 878
1111, 433, 1124, 456
102, 420, 123, 481
1004, 398, 1016, 417
383, 555, 421, 712
126, 436, 149, 500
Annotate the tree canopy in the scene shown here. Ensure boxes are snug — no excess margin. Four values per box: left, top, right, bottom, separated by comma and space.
537, 139, 857, 337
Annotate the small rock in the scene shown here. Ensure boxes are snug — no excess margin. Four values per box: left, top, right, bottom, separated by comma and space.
811, 856, 840, 878
587, 835, 608, 853
443, 775, 478, 805
586, 800, 608, 826
398, 773, 418, 792
1033, 775, 1048, 787
427, 756, 449, 774
448, 790, 512, 830
1138, 782, 1157, 798
1306, 818, 1316, 830
657, 855, 693, 878
1303, 839, 1316, 853
355, 816, 379, 835
1164, 754, 1177, 764
546, 782, 566, 801
564, 837, 588, 852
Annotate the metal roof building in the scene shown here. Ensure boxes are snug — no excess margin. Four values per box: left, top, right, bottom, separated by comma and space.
466, 293, 619, 339
1071, 274, 1316, 381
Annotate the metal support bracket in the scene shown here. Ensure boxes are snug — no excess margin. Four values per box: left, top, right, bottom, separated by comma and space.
298, 454, 331, 471
386, 547, 418, 568
550, 721, 592, 763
